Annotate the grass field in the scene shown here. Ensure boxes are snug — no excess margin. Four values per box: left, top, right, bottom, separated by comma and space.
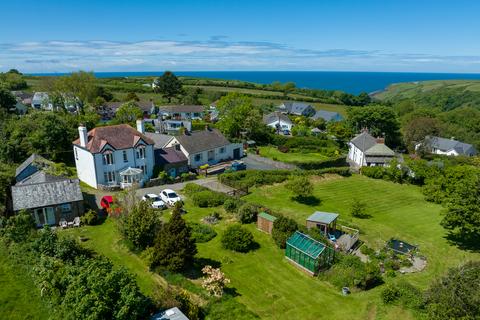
0, 248, 50, 320
258, 146, 329, 163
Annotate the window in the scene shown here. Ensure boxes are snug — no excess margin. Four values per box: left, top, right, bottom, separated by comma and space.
194, 153, 203, 162
104, 171, 115, 184
122, 150, 128, 162
60, 203, 71, 213
102, 152, 114, 165
137, 165, 146, 174
136, 146, 146, 159
219, 147, 225, 154
74, 148, 79, 160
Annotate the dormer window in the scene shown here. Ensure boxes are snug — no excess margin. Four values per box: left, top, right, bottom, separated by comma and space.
136, 146, 146, 159
102, 150, 114, 165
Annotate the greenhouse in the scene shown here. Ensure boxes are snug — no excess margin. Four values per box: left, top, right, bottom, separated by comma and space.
285, 231, 335, 275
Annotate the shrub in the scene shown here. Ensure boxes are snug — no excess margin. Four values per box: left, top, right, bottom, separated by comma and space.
180, 172, 196, 182
381, 281, 423, 309
350, 198, 369, 218
182, 183, 209, 196
236, 203, 260, 224
381, 284, 400, 304
272, 216, 298, 248
219, 170, 291, 189
202, 265, 230, 297
221, 224, 256, 252
80, 209, 98, 225
189, 222, 217, 243
191, 190, 229, 207
223, 198, 243, 213
0, 210, 36, 243
285, 176, 313, 199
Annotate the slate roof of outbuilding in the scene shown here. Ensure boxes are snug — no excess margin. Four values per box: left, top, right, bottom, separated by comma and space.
72, 124, 154, 153
364, 143, 395, 156
175, 129, 230, 154
12, 178, 83, 211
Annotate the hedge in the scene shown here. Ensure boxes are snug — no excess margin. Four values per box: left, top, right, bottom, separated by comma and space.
290, 156, 347, 170
191, 190, 229, 207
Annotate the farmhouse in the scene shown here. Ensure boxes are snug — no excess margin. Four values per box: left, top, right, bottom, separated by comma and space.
311, 110, 343, 122
276, 101, 316, 117
158, 105, 205, 120
165, 128, 243, 169
416, 136, 477, 156
257, 212, 277, 234
285, 231, 335, 275
348, 131, 395, 167
11, 155, 84, 227
263, 111, 293, 133
72, 121, 155, 189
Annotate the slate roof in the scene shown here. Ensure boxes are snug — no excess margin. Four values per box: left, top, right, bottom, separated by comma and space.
72, 124, 154, 153
32, 92, 49, 103
175, 129, 230, 154
307, 211, 339, 224
155, 147, 188, 165
151, 307, 189, 320
364, 143, 395, 156
311, 110, 343, 122
12, 178, 83, 211
350, 131, 378, 152
426, 136, 477, 156
159, 105, 204, 113
16, 171, 65, 185
144, 132, 174, 149
15, 154, 46, 177
278, 101, 315, 116
263, 112, 292, 125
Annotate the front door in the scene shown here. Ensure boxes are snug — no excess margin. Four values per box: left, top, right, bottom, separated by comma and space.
208, 150, 215, 162
45, 207, 56, 225
168, 167, 176, 178
233, 148, 240, 159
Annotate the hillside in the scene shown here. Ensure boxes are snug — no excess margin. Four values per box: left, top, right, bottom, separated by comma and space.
373, 80, 480, 110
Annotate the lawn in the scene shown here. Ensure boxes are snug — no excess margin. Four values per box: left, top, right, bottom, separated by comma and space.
258, 146, 329, 163
0, 248, 50, 320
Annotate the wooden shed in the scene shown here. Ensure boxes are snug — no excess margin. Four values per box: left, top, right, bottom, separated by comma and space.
306, 211, 339, 236
257, 212, 277, 234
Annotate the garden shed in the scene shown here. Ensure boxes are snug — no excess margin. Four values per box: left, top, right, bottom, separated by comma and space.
257, 212, 277, 234
285, 231, 335, 275
306, 211, 339, 236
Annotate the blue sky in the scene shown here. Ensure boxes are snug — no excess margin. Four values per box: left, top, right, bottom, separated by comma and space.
1, 0, 480, 73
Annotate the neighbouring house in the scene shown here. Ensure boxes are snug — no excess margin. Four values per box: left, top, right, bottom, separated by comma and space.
276, 101, 316, 117
416, 136, 477, 157
257, 212, 277, 234
263, 111, 293, 133
144, 131, 188, 177
147, 118, 192, 135
348, 131, 395, 167
101, 101, 157, 120
165, 128, 244, 168
151, 307, 189, 320
32, 92, 52, 110
311, 110, 343, 122
285, 231, 335, 276
158, 105, 205, 120
72, 120, 155, 189
11, 155, 84, 228
11, 91, 32, 114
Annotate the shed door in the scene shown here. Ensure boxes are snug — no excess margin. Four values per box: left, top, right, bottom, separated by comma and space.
45, 207, 56, 225
233, 148, 241, 159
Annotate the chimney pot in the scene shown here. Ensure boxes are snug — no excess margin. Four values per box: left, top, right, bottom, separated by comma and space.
136, 119, 145, 134
376, 137, 385, 144
78, 125, 88, 148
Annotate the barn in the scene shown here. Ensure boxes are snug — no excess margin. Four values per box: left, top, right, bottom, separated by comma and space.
285, 231, 335, 275
257, 212, 277, 234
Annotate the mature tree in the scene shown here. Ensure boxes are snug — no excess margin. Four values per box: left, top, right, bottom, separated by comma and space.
272, 216, 298, 248
114, 102, 143, 125
355, 92, 371, 106
54, 71, 98, 111
285, 176, 313, 199
202, 265, 230, 297
153, 71, 183, 102
403, 117, 442, 152
125, 92, 140, 102
221, 224, 255, 252
0, 210, 36, 243
425, 261, 480, 319
0, 72, 27, 90
0, 86, 16, 111
0, 163, 14, 216
326, 120, 353, 142
118, 200, 162, 250
151, 209, 197, 272
216, 92, 269, 142
7, 69, 22, 75
181, 87, 202, 105
347, 105, 401, 146
283, 82, 296, 97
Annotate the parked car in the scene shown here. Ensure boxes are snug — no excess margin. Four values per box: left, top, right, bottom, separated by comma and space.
282, 129, 291, 135
160, 189, 182, 206
142, 193, 166, 209
224, 160, 247, 173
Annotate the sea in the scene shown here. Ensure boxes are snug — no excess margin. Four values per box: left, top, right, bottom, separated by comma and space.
29, 71, 480, 95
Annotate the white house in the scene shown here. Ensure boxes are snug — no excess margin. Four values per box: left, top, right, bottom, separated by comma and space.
32, 92, 53, 110
348, 131, 395, 167
263, 111, 293, 133
158, 105, 205, 120
72, 120, 155, 189
165, 128, 243, 168
276, 101, 316, 117
415, 136, 477, 157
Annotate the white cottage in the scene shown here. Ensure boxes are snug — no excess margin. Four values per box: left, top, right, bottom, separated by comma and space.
165, 128, 243, 168
263, 111, 293, 133
348, 131, 395, 167
72, 120, 155, 189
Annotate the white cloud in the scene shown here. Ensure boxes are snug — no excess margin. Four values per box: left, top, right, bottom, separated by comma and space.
1, 39, 480, 72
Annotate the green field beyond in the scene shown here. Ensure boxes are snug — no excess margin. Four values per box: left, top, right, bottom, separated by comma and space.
258, 146, 329, 163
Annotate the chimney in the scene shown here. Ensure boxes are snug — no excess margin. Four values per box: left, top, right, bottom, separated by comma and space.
78, 125, 88, 148
136, 119, 144, 134
376, 137, 385, 144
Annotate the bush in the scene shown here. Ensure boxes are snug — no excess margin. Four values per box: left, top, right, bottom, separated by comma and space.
189, 223, 217, 243
285, 176, 313, 199
350, 199, 369, 218
80, 209, 98, 225
191, 190, 229, 207
223, 198, 243, 213
236, 203, 260, 224
182, 183, 209, 196
219, 170, 291, 189
381, 281, 423, 309
381, 284, 400, 304
272, 216, 298, 248
291, 156, 347, 170
221, 224, 256, 252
